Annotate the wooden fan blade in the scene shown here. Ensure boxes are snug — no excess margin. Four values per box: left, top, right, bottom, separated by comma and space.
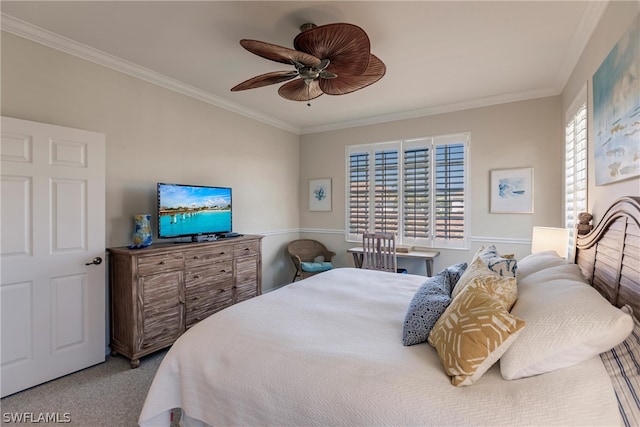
240, 39, 320, 67
231, 71, 298, 91
294, 23, 371, 76
278, 79, 323, 101
319, 54, 386, 95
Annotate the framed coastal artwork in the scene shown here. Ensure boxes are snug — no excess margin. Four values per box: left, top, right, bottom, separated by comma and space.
490, 168, 534, 214
593, 14, 640, 186
309, 178, 331, 211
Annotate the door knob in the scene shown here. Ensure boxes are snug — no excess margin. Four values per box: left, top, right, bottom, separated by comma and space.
85, 257, 103, 266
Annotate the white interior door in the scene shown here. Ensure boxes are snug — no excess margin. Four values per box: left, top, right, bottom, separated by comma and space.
1, 116, 106, 397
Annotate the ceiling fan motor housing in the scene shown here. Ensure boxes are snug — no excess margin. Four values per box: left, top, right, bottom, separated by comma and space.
299, 23, 317, 32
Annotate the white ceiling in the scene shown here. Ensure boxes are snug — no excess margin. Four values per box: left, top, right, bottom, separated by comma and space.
1, 1, 606, 134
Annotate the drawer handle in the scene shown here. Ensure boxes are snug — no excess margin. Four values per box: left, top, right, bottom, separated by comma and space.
193, 275, 200, 279
220, 269, 227, 273
159, 261, 165, 265
218, 289, 226, 293
244, 247, 250, 251
194, 296, 200, 300
193, 256, 198, 259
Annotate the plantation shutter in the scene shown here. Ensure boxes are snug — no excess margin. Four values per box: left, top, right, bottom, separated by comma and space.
347, 149, 370, 241
565, 86, 588, 254
373, 148, 399, 234
345, 133, 468, 249
403, 139, 431, 246
433, 134, 468, 249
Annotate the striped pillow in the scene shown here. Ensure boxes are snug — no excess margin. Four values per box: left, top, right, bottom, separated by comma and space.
600, 305, 640, 427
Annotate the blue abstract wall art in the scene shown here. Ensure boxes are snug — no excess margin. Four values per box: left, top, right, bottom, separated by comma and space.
593, 14, 640, 185
309, 178, 332, 211
491, 168, 533, 213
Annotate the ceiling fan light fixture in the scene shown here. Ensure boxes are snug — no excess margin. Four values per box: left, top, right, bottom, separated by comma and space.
297, 58, 332, 83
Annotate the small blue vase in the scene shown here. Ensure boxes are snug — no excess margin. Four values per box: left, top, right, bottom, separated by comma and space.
129, 214, 152, 249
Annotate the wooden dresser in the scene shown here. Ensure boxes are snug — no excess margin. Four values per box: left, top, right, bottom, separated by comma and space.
108, 235, 263, 367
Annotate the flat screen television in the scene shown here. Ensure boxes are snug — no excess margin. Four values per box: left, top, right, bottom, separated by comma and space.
157, 183, 232, 240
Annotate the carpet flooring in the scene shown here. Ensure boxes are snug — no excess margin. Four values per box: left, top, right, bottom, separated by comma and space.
1, 350, 166, 427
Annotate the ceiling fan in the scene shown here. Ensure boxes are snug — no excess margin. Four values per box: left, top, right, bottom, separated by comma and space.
230, 23, 386, 103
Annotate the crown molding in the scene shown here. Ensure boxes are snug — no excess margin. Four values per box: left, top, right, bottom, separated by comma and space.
552, 1, 609, 93
1, 13, 301, 135
2, 2, 606, 137
301, 1, 607, 135
299, 87, 558, 134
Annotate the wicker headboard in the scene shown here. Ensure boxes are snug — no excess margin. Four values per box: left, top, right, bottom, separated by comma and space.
575, 196, 640, 316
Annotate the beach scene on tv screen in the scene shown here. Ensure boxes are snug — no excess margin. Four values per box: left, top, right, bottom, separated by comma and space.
159, 185, 231, 236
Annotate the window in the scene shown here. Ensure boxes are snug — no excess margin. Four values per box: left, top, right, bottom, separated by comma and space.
565, 86, 588, 252
346, 133, 469, 249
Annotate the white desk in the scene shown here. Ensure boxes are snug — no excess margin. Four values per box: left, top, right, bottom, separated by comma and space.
347, 247, 440, 276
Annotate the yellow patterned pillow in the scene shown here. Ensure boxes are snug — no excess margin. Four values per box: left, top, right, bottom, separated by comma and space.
428, 281, 525, 386
468, 274, 517, 311
450, 256, 495, 298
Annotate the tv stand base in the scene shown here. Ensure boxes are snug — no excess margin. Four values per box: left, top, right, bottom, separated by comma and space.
192, 235, 218, 242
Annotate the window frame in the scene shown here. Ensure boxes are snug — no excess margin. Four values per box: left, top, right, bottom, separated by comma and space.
564, 85, 588, 255
345, 133, 469, 249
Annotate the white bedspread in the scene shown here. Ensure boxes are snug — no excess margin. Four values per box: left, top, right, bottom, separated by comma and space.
139, 268, 621, 426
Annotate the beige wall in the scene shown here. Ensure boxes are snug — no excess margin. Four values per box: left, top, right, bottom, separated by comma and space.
299, 96, 564, 274
2, 0, 637, 285
563, 1, 640, 221
1, 32, 300, 291
299, 1, 639, 275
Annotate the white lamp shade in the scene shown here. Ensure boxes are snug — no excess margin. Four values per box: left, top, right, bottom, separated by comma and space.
531, 227, 570, 258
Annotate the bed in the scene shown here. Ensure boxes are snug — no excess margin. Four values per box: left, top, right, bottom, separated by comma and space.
139, 196, 640, 427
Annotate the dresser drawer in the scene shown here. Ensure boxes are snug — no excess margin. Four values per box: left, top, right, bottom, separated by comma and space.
234, 241, 260, 258
185, 262, 233, 288
186, 280, 233, 327
184, 245, 233, 268
137, 253, 184, 276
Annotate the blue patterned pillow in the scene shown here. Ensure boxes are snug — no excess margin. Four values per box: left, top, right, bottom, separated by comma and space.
446, 262, 468, 290
479, 245, 517, 277
402, 270, 451, 346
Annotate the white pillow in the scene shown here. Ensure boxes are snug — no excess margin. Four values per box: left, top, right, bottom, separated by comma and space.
516, 251, 568, 281
500, 263, 633, 380
518, 263, 588, 288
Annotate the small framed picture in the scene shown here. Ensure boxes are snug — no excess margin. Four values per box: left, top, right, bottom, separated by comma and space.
490, 168, 534, 213
309, 178, 331, 212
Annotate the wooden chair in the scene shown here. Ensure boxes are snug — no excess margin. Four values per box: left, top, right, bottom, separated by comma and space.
362, 233, 399, 272
287, 239, 336, 282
